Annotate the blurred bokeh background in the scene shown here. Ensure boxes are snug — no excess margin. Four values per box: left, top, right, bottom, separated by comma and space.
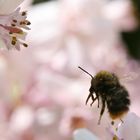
0, 0, 140, 139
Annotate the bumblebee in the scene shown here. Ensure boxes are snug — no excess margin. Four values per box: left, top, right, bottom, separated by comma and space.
78, 66, 130, 124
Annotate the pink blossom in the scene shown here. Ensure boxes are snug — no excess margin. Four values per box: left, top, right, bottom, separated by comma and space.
0, 1, 30, 50
59, 107, 93, 136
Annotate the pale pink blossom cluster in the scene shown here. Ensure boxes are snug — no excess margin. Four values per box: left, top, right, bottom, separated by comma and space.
0, 0, 140, 140
0, 0, 31, 50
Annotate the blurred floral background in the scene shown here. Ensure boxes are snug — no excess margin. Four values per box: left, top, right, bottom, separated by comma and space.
0, 0, 140, 139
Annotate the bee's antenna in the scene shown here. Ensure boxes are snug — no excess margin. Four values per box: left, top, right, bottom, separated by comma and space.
78, 66, 93, 78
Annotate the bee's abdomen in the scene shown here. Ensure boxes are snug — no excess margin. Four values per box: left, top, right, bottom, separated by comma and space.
106, 85, 130, 119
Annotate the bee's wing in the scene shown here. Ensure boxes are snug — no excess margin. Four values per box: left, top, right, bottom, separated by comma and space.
120, 71, 140, 83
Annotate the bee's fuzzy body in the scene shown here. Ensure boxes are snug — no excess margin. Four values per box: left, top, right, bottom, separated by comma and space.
79, 67, 130, 124
93, 71, 130, 120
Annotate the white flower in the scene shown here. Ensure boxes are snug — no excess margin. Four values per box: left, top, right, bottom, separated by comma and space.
0, 0, 30, 50
108, 112, 140, 140
116, 112, 140, 140
73, 128, 99, 140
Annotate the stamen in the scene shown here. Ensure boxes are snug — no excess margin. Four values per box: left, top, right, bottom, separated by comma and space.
12, 37, 17, 41
19, 21, 23, 25
13, 19, 17, 23
112, 135, 118, 140
11, 24, 16, 27
25, 20, 31, 25
11, 40, 16, 45
20, 21, 27, 25
11, 36, 17, 45
20, 20, 31, 25
21, 11, 27, 16
23, 43, 28, 47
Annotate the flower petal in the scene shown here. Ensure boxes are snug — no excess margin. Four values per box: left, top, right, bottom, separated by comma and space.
73, 128, 99, 140
117, 112, 140, 140
0, 0, 24, 14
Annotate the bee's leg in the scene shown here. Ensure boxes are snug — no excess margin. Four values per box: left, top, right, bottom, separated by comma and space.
90, 93, 99, 107
97, 94, 100, 108
90, 96, 97, 106
86, 92, 93, 105
86, 86, 94, 105
98, 98, 105, 125
85, 93, 91, 105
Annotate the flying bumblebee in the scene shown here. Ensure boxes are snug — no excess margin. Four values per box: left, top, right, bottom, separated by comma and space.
78, 66, 130, 124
